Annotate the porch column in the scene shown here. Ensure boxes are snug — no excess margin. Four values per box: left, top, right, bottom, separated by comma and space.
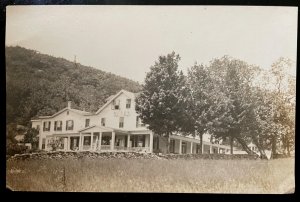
218, 147, 220, 154
94, 133, 98, 151
67, 136, 70, 151
98, 132, 102, 151
179, 139, 182, 154
190, 142, 193, 154
39, 121, 44, 150
127, 134, 130, 151
79, 132, 82, 150
201, 142, 204, 154
149, 132, 153, 153
111, 131, 115, 151
90, 133, 93, 150
210, 145, 213, 154
63, 138, 68, 151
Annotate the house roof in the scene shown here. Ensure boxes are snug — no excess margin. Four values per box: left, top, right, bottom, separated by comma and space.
31, 89, 140, 121
78, 125, 129, 134
95, 89, 136, 114
35, 107, 93, 120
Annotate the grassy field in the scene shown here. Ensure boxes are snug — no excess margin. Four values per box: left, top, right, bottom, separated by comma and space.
6, 157, 294, 193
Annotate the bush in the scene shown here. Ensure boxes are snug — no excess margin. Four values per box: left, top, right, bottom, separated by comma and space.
7, 143, 28, 156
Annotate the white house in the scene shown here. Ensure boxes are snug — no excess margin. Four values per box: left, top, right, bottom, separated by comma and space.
31, 89, 235, 154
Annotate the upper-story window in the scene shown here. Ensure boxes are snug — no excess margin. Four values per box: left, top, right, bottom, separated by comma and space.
85, 119, 90, 127
101, 118, 106, 126
126, 99, 131, 109
66, 120, 74, 131
43, 121, 51, 132
36, 125, 40, 131
136, 116, 145, 128
119, 117, 124, 128
112, 99, 120, 110
54, 121, 62, 131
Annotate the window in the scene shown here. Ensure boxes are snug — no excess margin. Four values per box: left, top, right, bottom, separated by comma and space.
85, 119, 90, 127
170, 139, 175, 153
136, 116, 145, 128
83, 136, 91, 146
126, 99, 131, 108
119, 117, 124, 128
54, 121, 62, 131
101, 118, 106, 126
196, 144, 201, 154
112, 99, 120, 110
102, 136, 111, 145
42, 138, 46, 149
182, 142, 187, 154
43, 121, 51, 131
130, 135, 145, 147
36, 125, 40, 131
66, 120, 74, 130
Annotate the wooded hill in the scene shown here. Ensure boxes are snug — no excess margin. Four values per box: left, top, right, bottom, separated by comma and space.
6, 46, 142, 126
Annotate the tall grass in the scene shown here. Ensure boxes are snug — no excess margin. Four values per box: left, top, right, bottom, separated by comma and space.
6, 158, 294, 193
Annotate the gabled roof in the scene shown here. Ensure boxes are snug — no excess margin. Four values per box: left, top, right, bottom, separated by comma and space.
95, 89, 137, 114
78, 125, 129, 134
35, 107, 93, 120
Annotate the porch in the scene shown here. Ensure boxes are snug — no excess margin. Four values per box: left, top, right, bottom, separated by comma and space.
46, 126, 153, 153
153, 135, 230, 154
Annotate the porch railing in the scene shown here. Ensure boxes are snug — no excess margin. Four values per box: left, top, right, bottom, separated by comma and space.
81, 144, 150, 152
100, 145, 111, 150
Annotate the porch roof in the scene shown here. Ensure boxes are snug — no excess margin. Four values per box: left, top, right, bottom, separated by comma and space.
78, 125, 129, 134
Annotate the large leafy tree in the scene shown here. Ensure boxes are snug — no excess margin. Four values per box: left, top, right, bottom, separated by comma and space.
135, 52, 187, 153
266, 58, 295, 156
184, 64, 228, 153
208, 56, 258, 154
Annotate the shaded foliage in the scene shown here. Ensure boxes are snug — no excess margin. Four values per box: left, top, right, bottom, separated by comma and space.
6, 46, 142, 125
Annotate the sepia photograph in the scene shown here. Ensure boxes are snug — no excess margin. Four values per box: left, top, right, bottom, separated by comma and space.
5, 5, 296, 193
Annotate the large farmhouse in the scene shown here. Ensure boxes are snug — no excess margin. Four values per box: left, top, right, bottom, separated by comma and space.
31, 89, 239, 154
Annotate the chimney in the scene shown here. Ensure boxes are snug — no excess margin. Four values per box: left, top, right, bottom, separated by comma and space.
67, 101, 71, 109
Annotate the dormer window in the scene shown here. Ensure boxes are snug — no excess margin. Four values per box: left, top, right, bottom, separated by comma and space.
126, 99, 131, 109
112, 99, 120, 110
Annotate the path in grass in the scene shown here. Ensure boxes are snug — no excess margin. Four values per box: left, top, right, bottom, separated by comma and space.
6, 157, 294, 193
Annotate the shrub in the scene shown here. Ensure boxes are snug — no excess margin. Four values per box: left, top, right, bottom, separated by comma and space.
6, 143, 28, 156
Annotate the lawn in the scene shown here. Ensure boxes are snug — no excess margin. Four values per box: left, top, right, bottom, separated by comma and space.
6, 157, 294, 193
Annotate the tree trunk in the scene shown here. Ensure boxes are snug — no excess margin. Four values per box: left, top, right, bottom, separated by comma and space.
251, 135, 267, 159
235, 137, 254, 155
230, 136, 233, 155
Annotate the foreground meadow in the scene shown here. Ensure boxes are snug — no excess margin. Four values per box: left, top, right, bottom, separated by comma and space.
6, 157, 294, 193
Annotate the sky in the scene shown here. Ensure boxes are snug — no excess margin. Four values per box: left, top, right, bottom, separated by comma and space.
6, 6, 297, 83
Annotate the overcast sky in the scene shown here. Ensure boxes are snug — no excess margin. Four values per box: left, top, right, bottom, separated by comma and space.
6, 6, 297, 83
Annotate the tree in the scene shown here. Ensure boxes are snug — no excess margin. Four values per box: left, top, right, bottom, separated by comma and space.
208, 56, 258, 154
135, 52, 187, 153
184, 63, 228, 153
261, 57, 296, 157
24, 128, 39, 150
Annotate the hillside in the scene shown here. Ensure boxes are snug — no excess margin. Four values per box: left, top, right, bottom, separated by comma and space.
6, 46, 142, 125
